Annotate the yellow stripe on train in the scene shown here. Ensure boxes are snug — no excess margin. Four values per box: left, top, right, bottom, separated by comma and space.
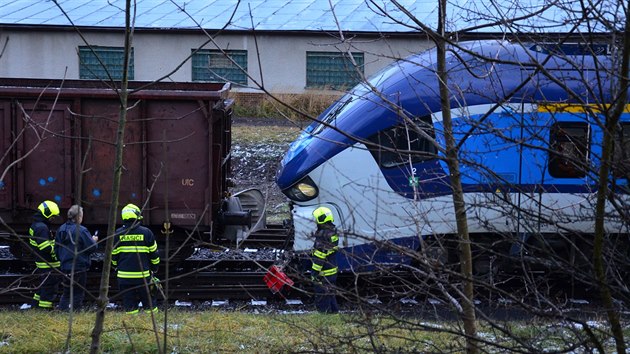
537, 103, 630, 113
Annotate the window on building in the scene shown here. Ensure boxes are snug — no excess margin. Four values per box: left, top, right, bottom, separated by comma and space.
613, 123, 630, 178
78, 46, 134, 80
367, 116, 437, 168
306, 51, 364, 89
549, 122, 589, 178
191, 49, 248, 86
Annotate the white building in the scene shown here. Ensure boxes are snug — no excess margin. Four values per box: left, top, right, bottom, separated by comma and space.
0, 0, 614, 94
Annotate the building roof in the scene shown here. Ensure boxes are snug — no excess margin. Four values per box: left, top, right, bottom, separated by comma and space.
0, 0, 620, 34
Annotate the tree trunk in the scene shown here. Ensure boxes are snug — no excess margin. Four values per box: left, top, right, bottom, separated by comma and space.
436, 0, 477, 352
89, 0, 133, 352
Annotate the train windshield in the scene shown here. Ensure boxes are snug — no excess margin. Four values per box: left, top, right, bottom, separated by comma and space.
310, 59, 408, 136
312, 95, 354, 135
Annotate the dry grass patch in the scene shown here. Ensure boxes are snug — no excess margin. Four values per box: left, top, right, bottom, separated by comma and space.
231, 124, 301, 145
0, 309, 627, 353
233, 91, 340, 121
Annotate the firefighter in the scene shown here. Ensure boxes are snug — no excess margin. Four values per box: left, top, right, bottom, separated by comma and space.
29, 200, 61, 309
55, 205, 98, 311
310, 206, 339, 313
112, 203, 160, 314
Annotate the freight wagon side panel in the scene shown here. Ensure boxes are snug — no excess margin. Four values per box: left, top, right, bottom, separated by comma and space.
0, 101, 10, 211
80, 98, 143, 224
15, 100, 73, 211
145, 100, 212, 228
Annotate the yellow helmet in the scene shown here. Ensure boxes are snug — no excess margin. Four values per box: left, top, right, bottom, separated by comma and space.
38, 200, 60, 219
121, 203, 143, 221
313, 206, 334, 224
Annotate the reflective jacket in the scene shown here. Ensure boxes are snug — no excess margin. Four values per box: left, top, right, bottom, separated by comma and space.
311, 222, 339, 277
112, 222, 160, 279
29, 213, 60, 269
55, 221, 97, 272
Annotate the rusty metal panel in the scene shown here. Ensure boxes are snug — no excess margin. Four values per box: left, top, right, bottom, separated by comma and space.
145, 100, 211, 226
80, 98, 143, 223
0, 101, 11, 210
16, 100, 72, 210
0, 79, 231, 240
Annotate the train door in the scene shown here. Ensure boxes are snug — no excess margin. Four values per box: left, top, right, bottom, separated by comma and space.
518, 105, 593, 236
455, 104, 524, 234
514, 104, 601, 273
507, 103, 548, 255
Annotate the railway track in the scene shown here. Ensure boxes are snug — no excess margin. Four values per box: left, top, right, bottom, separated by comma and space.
0, 226, 298, 306
0, 226, 624, 311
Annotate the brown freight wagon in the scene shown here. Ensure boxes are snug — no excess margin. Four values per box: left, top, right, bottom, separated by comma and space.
0, 78, 259, 259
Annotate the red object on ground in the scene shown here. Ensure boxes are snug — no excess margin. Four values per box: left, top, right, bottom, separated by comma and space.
263, 265, 294, 293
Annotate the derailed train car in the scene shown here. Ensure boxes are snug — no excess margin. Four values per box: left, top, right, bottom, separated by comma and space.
0, 78, 260, 259
277, 40, 630, 277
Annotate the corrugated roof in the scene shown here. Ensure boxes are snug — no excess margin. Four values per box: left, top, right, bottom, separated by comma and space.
0, 0, 621, 33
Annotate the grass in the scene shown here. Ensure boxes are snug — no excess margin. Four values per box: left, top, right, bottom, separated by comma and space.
0, 309, 456, 353
0, 309, 627, 353
232, 91, 340, 121
231, 124, 301, 145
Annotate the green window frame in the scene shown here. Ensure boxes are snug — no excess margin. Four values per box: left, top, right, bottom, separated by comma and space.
191, 49, 248, 86
78, 46, 134, 80
306, 51, 364, 89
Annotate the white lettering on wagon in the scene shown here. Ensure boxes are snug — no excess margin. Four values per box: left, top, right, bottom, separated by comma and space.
171, 213, 196, 219
182, 178, 195, 186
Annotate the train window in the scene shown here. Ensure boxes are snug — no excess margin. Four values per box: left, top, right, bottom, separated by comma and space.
367, 118, 437, 168
549, 122, 589, 178
612, 123, 630, 178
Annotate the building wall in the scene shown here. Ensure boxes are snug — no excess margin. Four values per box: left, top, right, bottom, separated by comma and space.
0, 29, 432, 93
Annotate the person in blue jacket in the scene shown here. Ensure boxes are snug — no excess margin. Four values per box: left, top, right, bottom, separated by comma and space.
55, 205, 98, 311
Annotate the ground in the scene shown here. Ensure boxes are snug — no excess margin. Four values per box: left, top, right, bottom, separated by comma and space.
230, 117, 305, 224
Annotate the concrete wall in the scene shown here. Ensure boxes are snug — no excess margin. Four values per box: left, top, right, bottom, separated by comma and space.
0, 29, 432, 93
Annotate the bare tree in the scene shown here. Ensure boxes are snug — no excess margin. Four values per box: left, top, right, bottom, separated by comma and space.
1, 0, 629, 352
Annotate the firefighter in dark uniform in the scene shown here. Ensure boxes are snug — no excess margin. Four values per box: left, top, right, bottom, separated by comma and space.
112, 203, 160, 314
29, 200, 61, 309
310, 206, 339, 313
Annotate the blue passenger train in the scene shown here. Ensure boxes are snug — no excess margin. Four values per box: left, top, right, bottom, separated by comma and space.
276, 40, 630, 275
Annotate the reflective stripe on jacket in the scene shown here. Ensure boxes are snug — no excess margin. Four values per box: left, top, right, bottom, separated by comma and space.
29, 214, 60, 269
112, 222, 160, 279
311, 223, 339, 277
